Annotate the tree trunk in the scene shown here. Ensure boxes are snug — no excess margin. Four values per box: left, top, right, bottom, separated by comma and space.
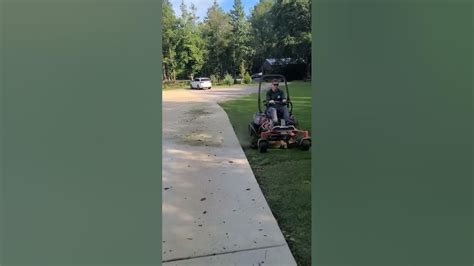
163, 64, 168, 81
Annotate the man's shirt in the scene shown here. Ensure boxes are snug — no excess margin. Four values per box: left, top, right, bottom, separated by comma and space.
266, 88, 286, 102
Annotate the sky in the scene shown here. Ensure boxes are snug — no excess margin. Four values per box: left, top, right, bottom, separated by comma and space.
170, 0, 260, 22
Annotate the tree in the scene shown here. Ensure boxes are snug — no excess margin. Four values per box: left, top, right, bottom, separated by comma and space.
271, 0, 311, 77
201, 0, 233, 77
162, 0, 178, 80
174, 0, 207, 79
229, 0, 254, 76
249, 0, 276, 73
239, 61, 246, 78
162, 0, 312, 82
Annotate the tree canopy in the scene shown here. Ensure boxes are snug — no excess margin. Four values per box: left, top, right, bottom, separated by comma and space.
162, 0, 311, 81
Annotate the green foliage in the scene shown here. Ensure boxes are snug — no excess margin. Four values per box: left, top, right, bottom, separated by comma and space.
270, 0, 311, 77
162, 0, 179, 81
249, 0, 276, 73
162, 0, 311, 82
239, 62, 246, 78
243, 72, 252, 84
249, 0, 311, 76
210, 74, 219, 84
162, 0, 207, 80
229, 0, 254, 75
223, 73, 233, 85
176, 1, 206, 79
162, 80, 191, 90
201, 1, 233, 77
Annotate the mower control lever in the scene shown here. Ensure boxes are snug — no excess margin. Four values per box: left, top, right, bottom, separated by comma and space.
265, 100, 288, 106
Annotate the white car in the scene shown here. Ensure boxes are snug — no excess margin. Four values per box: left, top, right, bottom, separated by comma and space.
251, 72, 263, 81
190, 77, 212, 90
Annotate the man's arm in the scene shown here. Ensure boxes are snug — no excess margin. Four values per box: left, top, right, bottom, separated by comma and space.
266, 90, 272, 101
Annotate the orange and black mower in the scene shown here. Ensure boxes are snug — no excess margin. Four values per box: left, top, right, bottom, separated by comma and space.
248, 74, 311, 153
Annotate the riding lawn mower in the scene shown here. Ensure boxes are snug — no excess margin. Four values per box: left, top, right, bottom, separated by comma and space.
248, 74, 312, 153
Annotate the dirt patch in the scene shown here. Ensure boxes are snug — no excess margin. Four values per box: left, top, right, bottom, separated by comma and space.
175, 132, 223, 147
186, 108, 212, 116
183, 108, 212, 123
172, 107, 223, 146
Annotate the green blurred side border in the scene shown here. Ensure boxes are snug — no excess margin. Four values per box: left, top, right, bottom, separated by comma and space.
312, 0, 472, 265
1, 0, 162, 265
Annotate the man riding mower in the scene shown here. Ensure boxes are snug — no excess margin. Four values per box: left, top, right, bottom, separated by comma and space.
248, 74, 311, 153
265, 79, 293, 125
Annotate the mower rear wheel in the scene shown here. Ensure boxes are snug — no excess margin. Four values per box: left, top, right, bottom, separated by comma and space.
248, 124, 258, 149
258, 140, 268, 153
300, 139, 311, 151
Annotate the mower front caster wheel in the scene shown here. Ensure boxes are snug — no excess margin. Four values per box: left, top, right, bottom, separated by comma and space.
258, 140, 268, 153
300, 139, 311, 151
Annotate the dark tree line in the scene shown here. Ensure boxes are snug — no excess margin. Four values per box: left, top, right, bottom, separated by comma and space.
162, 0, 311, 81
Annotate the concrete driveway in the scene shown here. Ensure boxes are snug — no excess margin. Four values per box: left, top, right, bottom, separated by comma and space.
162, 87, 296, 265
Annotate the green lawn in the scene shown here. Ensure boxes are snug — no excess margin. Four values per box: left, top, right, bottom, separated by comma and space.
220, 81, 312, 266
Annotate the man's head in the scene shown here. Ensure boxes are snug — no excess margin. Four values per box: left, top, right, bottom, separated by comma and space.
271, 79, 279, 91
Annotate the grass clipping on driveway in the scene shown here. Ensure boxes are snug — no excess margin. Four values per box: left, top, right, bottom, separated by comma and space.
220, 81, 311, 266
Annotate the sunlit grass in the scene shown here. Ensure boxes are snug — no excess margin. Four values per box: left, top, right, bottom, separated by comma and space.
220, 81, 312, 266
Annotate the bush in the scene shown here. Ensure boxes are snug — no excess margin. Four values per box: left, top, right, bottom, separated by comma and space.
243, 72, 252, 84
223, 73, 233, 86
163, 80, 190, 90
234, 76, 243, 84
210, 74, 219, 84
